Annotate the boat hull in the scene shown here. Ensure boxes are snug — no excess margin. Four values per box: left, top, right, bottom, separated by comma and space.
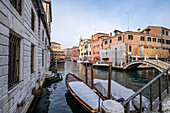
65, 73, 105, 113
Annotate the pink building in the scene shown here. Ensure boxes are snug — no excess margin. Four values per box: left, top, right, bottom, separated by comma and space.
91, 33, 109, 61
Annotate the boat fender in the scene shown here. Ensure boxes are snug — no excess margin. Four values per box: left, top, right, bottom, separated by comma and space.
101, 100, 124, 113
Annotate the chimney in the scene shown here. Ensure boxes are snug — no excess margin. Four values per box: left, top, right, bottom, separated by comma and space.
110, 32, 112, 37
137, 28, 141, 33
91, 35, 93, 39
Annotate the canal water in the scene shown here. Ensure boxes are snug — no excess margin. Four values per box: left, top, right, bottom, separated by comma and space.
34, 61, 167, 113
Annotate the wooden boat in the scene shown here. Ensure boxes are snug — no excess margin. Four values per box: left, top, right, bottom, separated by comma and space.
65, 73, 106, 113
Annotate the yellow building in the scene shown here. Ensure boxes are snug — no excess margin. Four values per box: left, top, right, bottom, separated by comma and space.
51, 42, 61, 51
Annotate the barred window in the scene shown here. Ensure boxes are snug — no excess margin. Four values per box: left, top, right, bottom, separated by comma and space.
10, 0, 22, 15
8, 33, 20, 89
31, 9, 35, 31
42, 49, 44, 66
31, 44, 34, 73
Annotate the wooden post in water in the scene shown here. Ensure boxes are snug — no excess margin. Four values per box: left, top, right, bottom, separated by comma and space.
108, 63, 112, 99
85, 63, 88, 83
91, 63, 94, 88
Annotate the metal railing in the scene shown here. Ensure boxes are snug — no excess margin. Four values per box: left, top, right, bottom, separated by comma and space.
123, 67, 170, 113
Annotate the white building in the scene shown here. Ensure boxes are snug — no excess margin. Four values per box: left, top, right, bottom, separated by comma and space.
0, 0, 52, 113
100, 43, 126, 66
79, 38, 91, 61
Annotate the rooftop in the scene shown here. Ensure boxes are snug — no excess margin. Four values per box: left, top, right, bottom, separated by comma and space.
51, 42, 61, 45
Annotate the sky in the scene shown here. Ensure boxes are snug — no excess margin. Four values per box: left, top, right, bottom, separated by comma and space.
51, 0, 170, 49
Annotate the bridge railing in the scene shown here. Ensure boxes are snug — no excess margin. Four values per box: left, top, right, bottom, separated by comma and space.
122, 67, 170, 113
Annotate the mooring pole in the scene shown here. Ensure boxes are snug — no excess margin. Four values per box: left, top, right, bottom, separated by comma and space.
108, 63, 112, 99
85, 63, 88, 83
91, 63, 94, 88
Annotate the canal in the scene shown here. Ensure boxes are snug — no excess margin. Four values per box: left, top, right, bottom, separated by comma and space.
34, 61, 167, 113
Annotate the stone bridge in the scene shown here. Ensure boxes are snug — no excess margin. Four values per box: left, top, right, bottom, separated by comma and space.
123, 60, 170, 72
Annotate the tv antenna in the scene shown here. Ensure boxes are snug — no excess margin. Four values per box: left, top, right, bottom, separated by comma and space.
126, 12, 129, 31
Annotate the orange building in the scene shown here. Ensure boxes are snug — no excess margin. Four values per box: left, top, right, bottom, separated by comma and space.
100, 26, 170, 65
71, 46, 80, 60
91, 33, 110, 61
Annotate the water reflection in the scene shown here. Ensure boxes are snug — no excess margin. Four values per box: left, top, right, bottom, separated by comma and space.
43, 61, 167, 113
62, 61, 166, 101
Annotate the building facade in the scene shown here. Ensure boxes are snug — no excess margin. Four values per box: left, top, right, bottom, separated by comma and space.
71, 46, 80, 60
100, 26, 170, 65
51, 42, 61, 51
91, 33, 110, 61
79, 38, 91, 61
0, 0, 52, 113
63, 48, 72, 60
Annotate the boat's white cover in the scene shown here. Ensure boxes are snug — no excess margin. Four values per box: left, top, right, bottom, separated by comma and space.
93, 64, 109, 66
68, 81, 103, 110
94, 79, 150, 111
77, 60, 83, 63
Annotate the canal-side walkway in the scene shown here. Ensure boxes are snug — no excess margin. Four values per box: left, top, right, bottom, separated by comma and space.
162, 94, 170, 113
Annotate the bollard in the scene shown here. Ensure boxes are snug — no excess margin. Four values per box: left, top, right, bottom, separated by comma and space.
91, 63, 94, 88
85, 63, 88, 83
108, 64, 112, 99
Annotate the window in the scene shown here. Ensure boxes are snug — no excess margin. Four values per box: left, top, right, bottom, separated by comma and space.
166, 31, 169, 36
105, 41, 108, 45
147, 37, 151, 42
42, 50, 44, 66
42, 30, 44, 42
8, 33, 20, 88
73, 50, 75, 52
45, 38, 47, 45
140, 36, 145, 41
59, 47, 60, 49
118, 36, 122, 41
31, 9, 35, 31
153, 38, 156, 42
89, 51, 91, 55
162, 30, 164, 34
146, 30, 149, 34
10, 0, 22, 15
129, 45, 132, 52
166, 40, 170, 45
31, 44, 34, 73
110, 39, 112, 43
158, 39, 161, 43
128, 35, 133, 40
162, 39, 164, 44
